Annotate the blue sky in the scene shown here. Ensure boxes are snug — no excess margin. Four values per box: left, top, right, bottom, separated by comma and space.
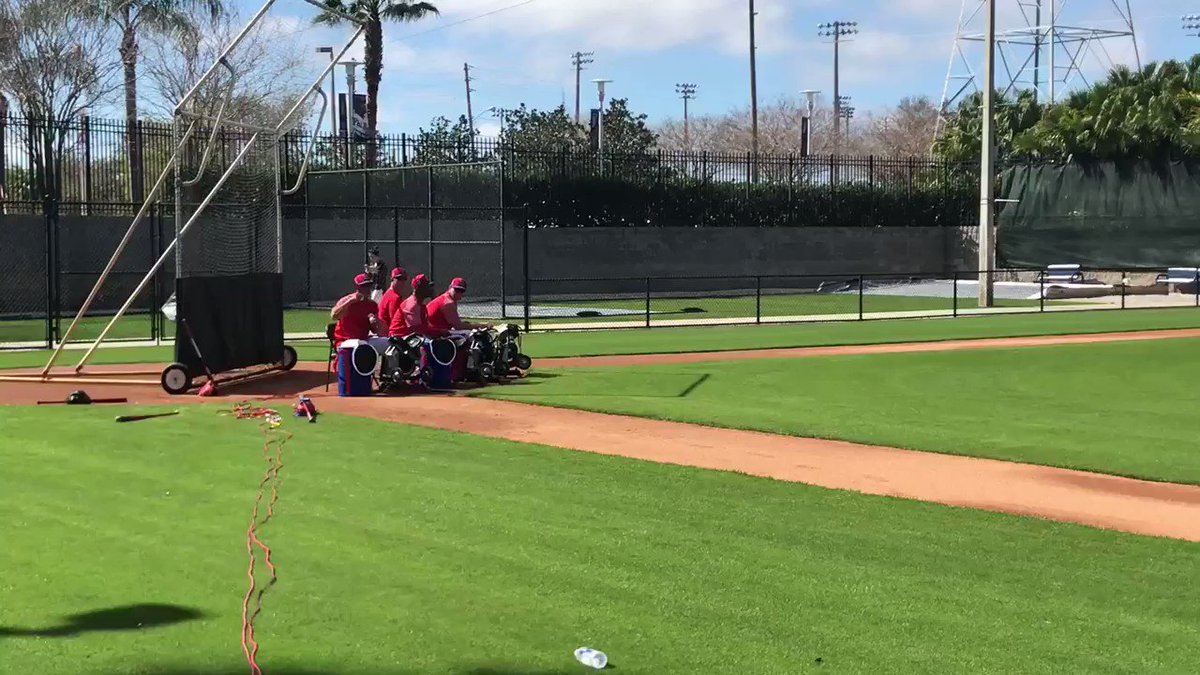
248, 0, 1196, 135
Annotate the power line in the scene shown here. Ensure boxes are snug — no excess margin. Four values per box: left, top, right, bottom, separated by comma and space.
392, 0, 540, 42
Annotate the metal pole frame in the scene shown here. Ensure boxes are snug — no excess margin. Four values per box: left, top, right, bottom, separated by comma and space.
53, 12, 364, 374
74, 133, 264, 370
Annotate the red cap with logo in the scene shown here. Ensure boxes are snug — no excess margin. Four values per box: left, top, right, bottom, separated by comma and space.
353, 273, 371, 287
391, 267, 407, 280
450, 277, 467, 291
411, 273, 432, 290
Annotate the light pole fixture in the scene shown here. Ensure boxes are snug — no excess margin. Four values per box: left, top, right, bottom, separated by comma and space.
1184, 14, 1200, 36
316, 47, 336, 140
799, 89, 820, 156
593, 78, 612, 153
817, 20, 858, 143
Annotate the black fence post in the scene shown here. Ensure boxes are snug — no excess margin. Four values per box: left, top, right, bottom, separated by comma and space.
1039, 273, 1045, 313
304, 178, 313, 308
1120, 272, 1126, 310
645, 277, 651, 328
952, 271, 958, 317
522, 223, 530, 333
426, 165, 435, 280
1194, 272, 1198, 308
857, 275, 864, 320
755, 276, 762, 324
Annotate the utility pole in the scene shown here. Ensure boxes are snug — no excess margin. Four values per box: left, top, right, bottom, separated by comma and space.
463, 62, 476, 132
979, 0, 997, 307
675, 83, 697, 147
817, 20, 858, 147
340, 59, 361, 166
572, 51, 594, 124
748, 0, 760, 182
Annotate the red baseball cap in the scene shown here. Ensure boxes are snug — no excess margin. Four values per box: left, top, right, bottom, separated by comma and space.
391, 267, 407, 280
411, 274, 432, 290
450, 277, 467, 291
353, 273, 371, 287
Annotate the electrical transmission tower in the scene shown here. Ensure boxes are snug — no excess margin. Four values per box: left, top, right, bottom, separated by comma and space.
939, 0, 1139, 122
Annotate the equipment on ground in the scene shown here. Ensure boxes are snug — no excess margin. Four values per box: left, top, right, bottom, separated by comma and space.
115, 411, 180, 423
378, 335, 427, 392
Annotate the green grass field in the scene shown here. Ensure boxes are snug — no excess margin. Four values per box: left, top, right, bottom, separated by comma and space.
3, 406, 1198, 674
0, 292, 1058, 344
3, 307, 1200, 372
480, 338, 1200, 484
533, 291, 1044, 325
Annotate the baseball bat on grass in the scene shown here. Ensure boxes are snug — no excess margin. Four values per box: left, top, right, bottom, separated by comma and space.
115, 411, 180, 423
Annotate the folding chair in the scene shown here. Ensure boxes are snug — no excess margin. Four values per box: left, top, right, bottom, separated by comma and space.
325, 323, 337, 392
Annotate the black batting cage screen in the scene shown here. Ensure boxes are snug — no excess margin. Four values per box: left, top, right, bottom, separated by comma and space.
173, 128, 284, 377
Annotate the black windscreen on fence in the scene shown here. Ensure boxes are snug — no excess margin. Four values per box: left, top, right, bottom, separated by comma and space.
999, 160, 1200, 268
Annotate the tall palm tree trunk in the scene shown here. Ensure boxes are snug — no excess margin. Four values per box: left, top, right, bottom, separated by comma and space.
119, 11, 144, 203
364, 18, 383, 168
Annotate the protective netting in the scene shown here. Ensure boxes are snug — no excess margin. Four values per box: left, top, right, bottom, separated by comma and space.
176, 126, 280, 278
302, 162, 506, 306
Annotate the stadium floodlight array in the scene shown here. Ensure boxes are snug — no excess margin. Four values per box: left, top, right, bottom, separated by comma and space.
38, 0, 367, 383
1184, 15, 1200, 36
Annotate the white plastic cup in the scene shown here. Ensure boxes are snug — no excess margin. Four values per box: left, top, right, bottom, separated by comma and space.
574, 647, 608, 670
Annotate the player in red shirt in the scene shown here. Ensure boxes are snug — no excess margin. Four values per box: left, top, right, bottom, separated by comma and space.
427, 277, 490, 333
377, 267, 408, 336
330, 273, 387, 349
398, 274, 439, 338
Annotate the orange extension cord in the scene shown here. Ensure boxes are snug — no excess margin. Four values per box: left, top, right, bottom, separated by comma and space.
224, 403, 290, 675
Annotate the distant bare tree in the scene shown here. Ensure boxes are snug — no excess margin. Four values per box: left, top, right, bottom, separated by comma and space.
0, 0, 120, 201
868, 96, 940, 157
141, 6, 311, 127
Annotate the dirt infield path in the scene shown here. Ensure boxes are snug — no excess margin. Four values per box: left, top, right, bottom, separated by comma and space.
538, 328, 1200, 368
5, 328, 1200, 542
321, 395, 1200, 542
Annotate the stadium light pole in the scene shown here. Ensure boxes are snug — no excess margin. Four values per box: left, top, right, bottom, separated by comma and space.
1184, 15, 1200, 36
593, 78, 612, 153
978, 0, 997, 307
676, 83, 697, 147
818, 20, 858, 147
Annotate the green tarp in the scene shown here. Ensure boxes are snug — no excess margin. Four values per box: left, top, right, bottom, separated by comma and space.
998, 161, 1200, 268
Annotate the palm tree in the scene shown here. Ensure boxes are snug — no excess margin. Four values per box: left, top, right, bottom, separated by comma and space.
94, 0, 223, 203
316, 0, 439, 167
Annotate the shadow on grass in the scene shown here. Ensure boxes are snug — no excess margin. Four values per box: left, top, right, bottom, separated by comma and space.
130, 666, 588, 675
0, 603, 204, 638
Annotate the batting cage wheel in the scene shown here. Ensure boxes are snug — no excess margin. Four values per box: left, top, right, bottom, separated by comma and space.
161, 363, 192, 395
280, 345, 298, 371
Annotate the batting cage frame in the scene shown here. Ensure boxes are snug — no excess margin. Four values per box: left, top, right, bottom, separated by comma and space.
300, 160, 510, 320
0, 0, 366, 393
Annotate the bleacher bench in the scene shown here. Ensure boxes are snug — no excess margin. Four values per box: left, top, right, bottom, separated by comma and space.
1036, 264, 1085, 284
1155, 268, 1200, 286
